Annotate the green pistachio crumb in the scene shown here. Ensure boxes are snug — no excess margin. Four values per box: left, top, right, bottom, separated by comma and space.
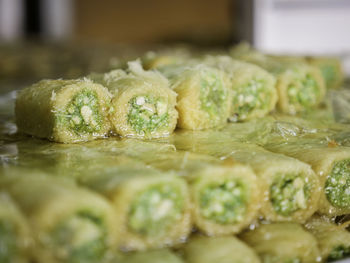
199, 179, 247, 224
327, 245, 350, 261
58, 89, 103, 134
287, 74, 319, 109
270, 174, 310, 216
128, 184, 184, 236
52, 210, 107, 263
232, 79, 268, 119
127, 96, 169, 135
325, 159, 350, 208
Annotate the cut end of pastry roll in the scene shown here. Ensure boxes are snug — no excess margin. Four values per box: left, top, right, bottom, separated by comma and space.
276, 64, 326, 114
91, 61, 178, 139
261, 162, 321, 223
111, 174, 191, 251
190, 163, 260, 236
324, 158, 350, 210
16, 79, 112, 143
165, 64, 231, 130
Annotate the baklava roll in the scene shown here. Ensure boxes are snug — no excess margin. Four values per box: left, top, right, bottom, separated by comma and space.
90, 61, 178, 138
0, 174, 118, 263
172, 131, 321, 223
241, 223, 320, 263
230, 44, 326, 115
15, 79, 112, 143
307, 56, 344, 90
142, 48, 191, 70
159, 64, 231, 130
265, 141, 350, 216
305, 216, 350, 262
0, 192, 31, 263
183, 236, 260, 263
91, 138, 260, 236
120, 249, 184, 263
78, 163, 191, 251
203, 56, 277, 121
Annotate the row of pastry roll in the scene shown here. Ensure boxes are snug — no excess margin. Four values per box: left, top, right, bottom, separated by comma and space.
15, 61, 178, 143
2, 172, 350, 263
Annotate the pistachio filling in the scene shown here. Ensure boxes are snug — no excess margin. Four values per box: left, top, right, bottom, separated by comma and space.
127, 96, 169, 135
128, 184, 184, 236
232, 79, 268, 119
320, 65, 336, 88
199, 71, 227, 120
327, 245, 350, 262
0, 220, 17, 263
199, 179, 247, 224
270, 174, 310, 216
325, 159, 350, 208
287, 74, 319, 108
52, 211, 107, 263
60, 89, 102, 134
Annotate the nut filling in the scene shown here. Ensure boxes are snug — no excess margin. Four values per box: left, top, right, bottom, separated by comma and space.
60, 89, 102, 134
325, 159, 350, 208
232, 79, 268, 119
127, 96, 169, 135
287, 74, 319, 108
128, 184, 184, 236
199, 71, 227, 119
199, 179, 247, 224
270, 174, 310, 216
0, 220, 17, 263
51, 211, 107, 263
328, 245, 350, 262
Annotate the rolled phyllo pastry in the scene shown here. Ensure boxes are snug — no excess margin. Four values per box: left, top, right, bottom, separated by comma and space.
119, 249, 184, 263
0, 174, 118, 263
241, 223, 320, 263
264, 141, 350, 216
183, 236, 260, 263
106, 138, 260, 236
159, 64, 231, 130
203, 55, 277, 121
78, 162, 191, 251
0, 192, 32, 263
305, 216, 350, 262
307, 56, 344, 90
171, 130, 321, 223
230, 44, 326, 115
89, 61, 178, 138
15, 78, 112, 143
142, 48, 191, 70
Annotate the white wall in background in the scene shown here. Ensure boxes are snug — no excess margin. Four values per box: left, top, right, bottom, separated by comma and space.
254, 0, 350, 55
0, 0, 24, 41
42, 0, 74, 41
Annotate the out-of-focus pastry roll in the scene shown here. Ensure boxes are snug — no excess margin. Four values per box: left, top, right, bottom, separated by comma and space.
241, 223, 321, 263
203, 55, 277, 121
0, 192, 32, 263
305, 216, 350, 262
0, 173, 119, 263
230, 43, 326, 115
183, 236, 260, 263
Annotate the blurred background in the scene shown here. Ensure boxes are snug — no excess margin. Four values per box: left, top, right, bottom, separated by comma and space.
1, 0, 350, 89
